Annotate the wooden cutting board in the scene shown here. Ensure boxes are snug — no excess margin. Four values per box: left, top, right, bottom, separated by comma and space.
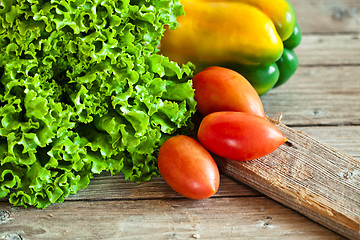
214, 118, 360, 240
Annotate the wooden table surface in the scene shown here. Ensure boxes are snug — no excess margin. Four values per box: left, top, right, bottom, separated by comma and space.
1, 0, 360, 239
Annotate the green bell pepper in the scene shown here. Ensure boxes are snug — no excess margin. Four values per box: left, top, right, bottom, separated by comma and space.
231, 63, 280, 96
274, 48, 299, 88
283, 22, 302, 50
231, 47, 299, 95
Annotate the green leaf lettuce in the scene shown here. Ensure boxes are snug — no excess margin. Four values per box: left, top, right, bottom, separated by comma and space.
0, 0, 196, 208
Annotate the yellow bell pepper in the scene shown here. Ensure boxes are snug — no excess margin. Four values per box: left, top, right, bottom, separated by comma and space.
206, 0, 297, 41
160, 0, 296, 66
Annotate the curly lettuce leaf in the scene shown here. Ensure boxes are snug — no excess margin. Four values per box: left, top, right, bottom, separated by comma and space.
0, 0, 196, 208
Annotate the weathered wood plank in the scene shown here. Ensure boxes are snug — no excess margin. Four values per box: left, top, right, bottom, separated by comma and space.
0, 197, 345, 240
261, 66, 360, 126
294, 126, 360, 159
290, 0, 360, 34
216, 121, 360, 240
65, 173, 261, 201
296, 34, 360, 66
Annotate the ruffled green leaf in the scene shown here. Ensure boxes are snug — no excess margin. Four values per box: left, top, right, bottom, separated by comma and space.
0, 0, 196, 208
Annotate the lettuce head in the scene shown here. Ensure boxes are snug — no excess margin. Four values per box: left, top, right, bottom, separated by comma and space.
0, 0, 196, 208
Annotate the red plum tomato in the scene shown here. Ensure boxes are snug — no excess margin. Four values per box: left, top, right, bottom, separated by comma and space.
198, 112, 287, 161
158, 135, 220, 199
192, 66, 265, 118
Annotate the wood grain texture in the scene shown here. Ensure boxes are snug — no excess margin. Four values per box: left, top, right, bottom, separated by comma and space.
294, 126, 360, 159
0, 198, 346, 240
296, 35, 360, 66
290, 0, 360, 34
261, 66, 360, 126
65, 173, 261, 201
291, 0, 360, 34
216, 121, 360, 240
